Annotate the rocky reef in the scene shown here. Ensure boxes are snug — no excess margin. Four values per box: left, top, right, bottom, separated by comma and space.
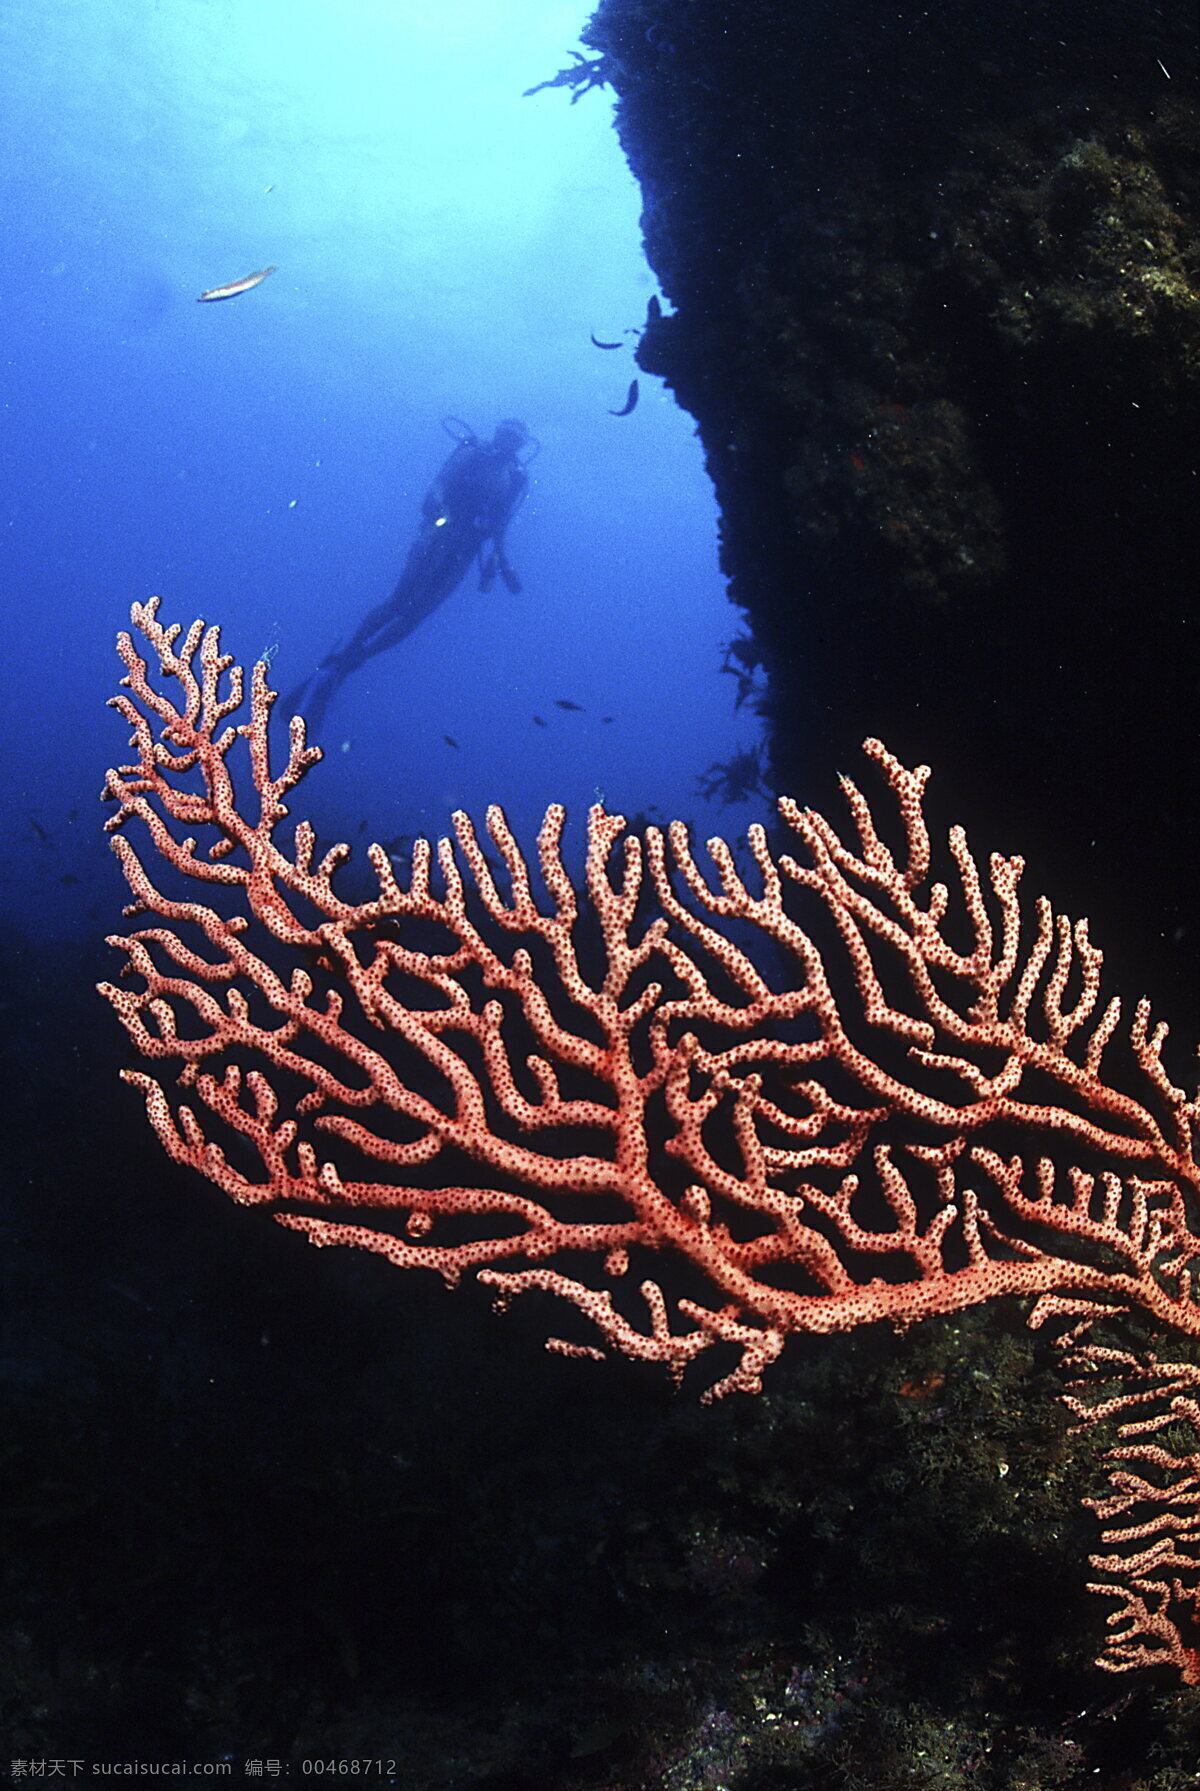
590, 0, 1200, 1014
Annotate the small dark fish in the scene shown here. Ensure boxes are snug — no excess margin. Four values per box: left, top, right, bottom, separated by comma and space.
609, 379, 639, 417
443, 734, 460, 750
554, 699, 584, 711
28, 816, 50, 843
647, 295, 662, 322
380, 833, 409, 855
590, 333, 623, 350
357, 819, 368, 833
106, 1280, 156, 1312
533, 715, 548, 728
602, 716, 614, 723
197, 265, 277, 302
59, 873, 80, 887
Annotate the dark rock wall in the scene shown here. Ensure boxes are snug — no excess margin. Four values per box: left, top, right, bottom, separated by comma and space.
589, 0, 1200, 1018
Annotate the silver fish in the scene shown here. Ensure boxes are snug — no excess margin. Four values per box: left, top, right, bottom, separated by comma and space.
197, 265, 277, 302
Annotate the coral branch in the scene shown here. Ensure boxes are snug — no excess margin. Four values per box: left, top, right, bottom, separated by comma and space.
101, 602, 1200, 1677
1053, 1334, 1200, 1682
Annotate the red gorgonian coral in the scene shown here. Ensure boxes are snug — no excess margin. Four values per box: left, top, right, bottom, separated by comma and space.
100, 599, 1200, 1680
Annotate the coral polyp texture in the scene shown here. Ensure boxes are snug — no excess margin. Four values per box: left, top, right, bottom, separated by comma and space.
100, 600, 1200, 1680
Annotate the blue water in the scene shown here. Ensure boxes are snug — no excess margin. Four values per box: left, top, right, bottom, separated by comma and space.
0, 0, 763, 945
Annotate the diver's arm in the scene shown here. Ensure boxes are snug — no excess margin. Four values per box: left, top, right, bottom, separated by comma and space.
507, 468, 529, 522
485, 469, 527, 589
483, 468, 528, 539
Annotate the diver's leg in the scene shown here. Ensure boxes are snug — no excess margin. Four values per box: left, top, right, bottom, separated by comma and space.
326, 528, 450, 672
283, 655, 350, 736
283, 580, 423, 728
311, 526, 450, 681
286, 525, 480, 729
346, 528, 480, 664
497, 552, 521, 594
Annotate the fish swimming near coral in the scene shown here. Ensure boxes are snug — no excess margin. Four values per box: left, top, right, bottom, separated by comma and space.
609, 379, 639, 417
197, 266, 277, 302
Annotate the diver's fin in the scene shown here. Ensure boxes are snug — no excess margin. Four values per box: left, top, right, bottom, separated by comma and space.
287, 662, 342, 737
278, 678, 309, 722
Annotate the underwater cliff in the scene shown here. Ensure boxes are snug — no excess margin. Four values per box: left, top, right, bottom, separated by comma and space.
592, 0, 1200, 1013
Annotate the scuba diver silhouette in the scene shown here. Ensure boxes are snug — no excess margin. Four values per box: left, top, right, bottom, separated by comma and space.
284, 417, 535, 733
